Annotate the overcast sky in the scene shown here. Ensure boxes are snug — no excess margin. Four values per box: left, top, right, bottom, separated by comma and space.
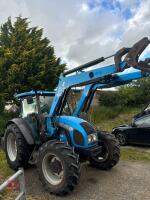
0, 0, 150, 69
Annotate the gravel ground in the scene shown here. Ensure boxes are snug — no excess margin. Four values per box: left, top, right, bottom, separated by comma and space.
24, 160, 150, 200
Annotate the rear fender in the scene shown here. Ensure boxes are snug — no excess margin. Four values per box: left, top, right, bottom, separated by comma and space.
6, 118, 34, 145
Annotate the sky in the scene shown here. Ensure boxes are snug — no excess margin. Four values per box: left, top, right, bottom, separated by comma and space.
0, 0, 150, 69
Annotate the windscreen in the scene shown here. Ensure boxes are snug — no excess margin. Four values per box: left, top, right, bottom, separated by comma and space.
39, 96, 54, 113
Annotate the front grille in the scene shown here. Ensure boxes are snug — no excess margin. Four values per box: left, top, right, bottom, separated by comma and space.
73, 129, 84, 145
80, 122, 96, 135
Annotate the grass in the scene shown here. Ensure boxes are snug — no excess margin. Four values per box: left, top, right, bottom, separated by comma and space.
0, 112, 17, 137
0, 150, 13, 179
91, 106, 141, 132
0, 112, 14, 181
121, 147, 150, 161
0, 150, 15, 200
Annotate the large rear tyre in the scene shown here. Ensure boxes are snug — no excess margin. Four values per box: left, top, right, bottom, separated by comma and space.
89, 132, 120, 170
4, 124, 33, 170
37, 140, 80, 196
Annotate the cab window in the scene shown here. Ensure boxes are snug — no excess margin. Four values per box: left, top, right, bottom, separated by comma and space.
21, 97, 37, 117
21, 95, 54, 117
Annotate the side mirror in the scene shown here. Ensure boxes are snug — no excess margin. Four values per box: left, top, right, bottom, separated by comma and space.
26, 96, 34, 104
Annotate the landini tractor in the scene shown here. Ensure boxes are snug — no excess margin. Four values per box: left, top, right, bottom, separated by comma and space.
2, 37, 150, 195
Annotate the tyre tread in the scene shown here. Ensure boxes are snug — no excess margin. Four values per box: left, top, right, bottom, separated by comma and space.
5, 123, 33, 170
90, 132, 120, 170
37, 140, 80, 195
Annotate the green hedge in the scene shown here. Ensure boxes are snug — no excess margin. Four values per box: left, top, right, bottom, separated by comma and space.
97, 86, 150, 107
0, 112, 17, 137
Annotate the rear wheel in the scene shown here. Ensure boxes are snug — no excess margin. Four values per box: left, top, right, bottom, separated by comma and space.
4, 124, 34, 170
37, 140, 80, 195
89, 132, 120, 170
115, 132, 127, 146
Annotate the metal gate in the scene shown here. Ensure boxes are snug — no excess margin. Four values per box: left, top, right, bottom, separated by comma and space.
0, 168, 26, 200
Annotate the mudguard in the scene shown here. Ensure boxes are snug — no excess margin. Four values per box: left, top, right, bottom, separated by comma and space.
6, 118, 34, 145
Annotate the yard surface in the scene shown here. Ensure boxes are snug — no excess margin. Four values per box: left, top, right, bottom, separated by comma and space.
24, 159, 150, 200
0, 146, 150, 200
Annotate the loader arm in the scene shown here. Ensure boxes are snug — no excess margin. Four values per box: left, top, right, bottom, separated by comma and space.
47, 61, 127, 134
48, 37, 150, 136
73, 68, 148, 116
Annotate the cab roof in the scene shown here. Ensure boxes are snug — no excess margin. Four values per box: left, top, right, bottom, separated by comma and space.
15, 91, 55, 99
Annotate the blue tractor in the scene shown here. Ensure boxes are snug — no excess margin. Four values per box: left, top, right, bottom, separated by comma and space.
3, 38, 150, 195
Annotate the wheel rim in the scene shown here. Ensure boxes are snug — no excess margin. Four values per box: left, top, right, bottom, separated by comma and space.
7, 132, 17, 162
42, 153, 64, 186
93, 142, 109, 162
117, 133, 125, 145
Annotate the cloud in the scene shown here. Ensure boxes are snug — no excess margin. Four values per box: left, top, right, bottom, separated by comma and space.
0, 0, 149, 69
119, 0, 150, 59
0, 0, 29, 22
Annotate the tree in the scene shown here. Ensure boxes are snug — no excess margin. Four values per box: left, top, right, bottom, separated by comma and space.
132, 77, 150, 94
97, 79, 150, 108
0, 16, 65, 103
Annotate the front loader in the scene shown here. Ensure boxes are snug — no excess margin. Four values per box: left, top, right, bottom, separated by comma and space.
2, 37, 150, 195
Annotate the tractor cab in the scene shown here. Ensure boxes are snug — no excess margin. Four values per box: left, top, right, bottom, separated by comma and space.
15, 91, 55, 143
16, 91, 55, 117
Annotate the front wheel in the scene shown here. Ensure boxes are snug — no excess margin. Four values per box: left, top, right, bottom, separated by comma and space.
37, 140, 80, 195
89, 132, 120, 170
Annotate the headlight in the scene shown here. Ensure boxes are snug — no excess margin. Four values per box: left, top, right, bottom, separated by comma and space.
88, 133, 98, 143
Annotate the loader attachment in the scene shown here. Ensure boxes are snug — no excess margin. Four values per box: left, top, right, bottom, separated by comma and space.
124, 37, 150, 71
